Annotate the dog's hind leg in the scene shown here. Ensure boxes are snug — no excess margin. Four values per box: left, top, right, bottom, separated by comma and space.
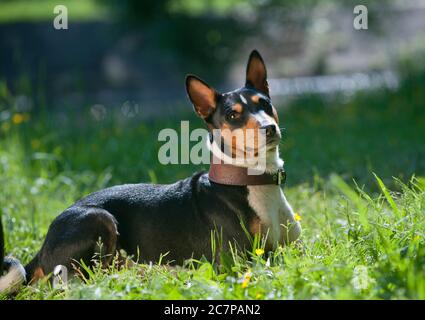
25, 207, 118, 283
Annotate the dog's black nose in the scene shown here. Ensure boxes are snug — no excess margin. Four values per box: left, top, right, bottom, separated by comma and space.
261, 124, 277, 137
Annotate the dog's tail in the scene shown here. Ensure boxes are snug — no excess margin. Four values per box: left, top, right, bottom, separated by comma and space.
0, 217, 26, 294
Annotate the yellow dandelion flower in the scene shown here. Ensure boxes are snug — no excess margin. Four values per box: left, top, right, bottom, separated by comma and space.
255, 293, 263, 299
31, 139, 41, 149
12, 113, 25, 125
294, 213, 302, 221
243, 270, 252, 280
241, 270, 252, 288
255, 248, 264, 256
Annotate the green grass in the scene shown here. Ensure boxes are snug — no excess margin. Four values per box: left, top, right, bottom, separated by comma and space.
1, 70, 425, 299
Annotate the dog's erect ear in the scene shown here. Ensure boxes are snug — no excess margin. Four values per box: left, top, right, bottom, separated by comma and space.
245, 50, 269, 97
186, 75, 219, 119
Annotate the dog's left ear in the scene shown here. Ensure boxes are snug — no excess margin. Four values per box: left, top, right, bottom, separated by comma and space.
186, 75, 219, 119
245, 50, 269, 97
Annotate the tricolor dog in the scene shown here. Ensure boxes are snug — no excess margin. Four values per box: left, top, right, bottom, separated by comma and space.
0, 50, 301, 293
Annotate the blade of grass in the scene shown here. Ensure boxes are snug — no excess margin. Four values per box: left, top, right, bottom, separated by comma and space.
330, 174, 369, 231
373, 173, 401, 218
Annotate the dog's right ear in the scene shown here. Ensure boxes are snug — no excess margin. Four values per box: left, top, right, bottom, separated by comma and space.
186, 75, 219, 119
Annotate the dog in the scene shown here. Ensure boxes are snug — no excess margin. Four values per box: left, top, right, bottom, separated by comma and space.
0, 50, 301, 294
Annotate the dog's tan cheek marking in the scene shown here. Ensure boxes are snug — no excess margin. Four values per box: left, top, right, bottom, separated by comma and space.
242, 116, 262, 152
220, 122, 231, 137
221, 117, 263, 157
220, 123, 249, 158
244, 116, 261, 130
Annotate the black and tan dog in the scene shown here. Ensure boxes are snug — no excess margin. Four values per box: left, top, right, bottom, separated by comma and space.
0, 50, 301, 293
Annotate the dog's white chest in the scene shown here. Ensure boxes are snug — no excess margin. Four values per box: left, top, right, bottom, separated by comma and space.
247, 185, 300, 245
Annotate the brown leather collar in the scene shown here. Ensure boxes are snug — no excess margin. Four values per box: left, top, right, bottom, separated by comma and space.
208, 161, 286, 186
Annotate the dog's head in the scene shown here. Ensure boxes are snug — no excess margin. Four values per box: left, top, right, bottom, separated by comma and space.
186, 50, 280, 158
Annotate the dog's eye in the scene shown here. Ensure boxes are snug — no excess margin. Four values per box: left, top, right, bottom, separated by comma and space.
226, 111, 240, 121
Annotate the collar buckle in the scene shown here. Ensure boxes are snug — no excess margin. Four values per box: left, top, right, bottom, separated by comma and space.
275, 169, 286, 185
